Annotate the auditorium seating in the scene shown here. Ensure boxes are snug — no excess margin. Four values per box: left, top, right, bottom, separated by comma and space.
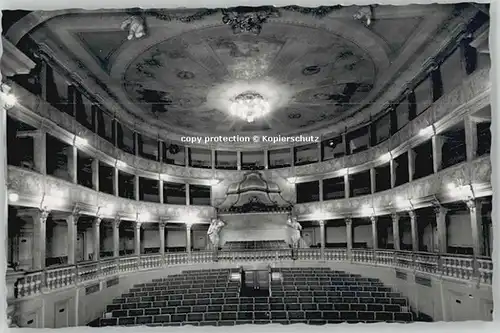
97, 267, 413, 327
223, 240, 289, 250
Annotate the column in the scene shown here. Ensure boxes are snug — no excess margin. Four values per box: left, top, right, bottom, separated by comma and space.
184, 146, 189, 166
319, 179, 324, 202
391, 213, 400, 251
389, 158, 396, 188
113, 167, 119, 196
33, 209, 49, 270
408, 148, 415, 182
185, 183, 190, 205
134, 133, 139, 156
409, 210, 418, 251
159, 222, 166, 256
159, 179, 164, 204
464, 116, 478, 161
112, 217, 120, 257
236, 151, 242, 170
345, 218, 353, 259
68, 146, 77, 184
186, 224, 192, 260
211, 149, 216, 169
434, 206, 448, 253
34, 129, 47, 175
158, 141, 163, 163
290, 147, 295, 166
1, 99, 6, 272
319, 220, 325, 260
432, 135, 444, 173
317, 140, 322, 162
264, 150, 269, 169
134, 175, 140, 201
66, 210, 80, 265
370, 216, 378, 250
93, 217, 101, 261
134, 222, 142, 256
466, 200, 482, 258
91, 158, 99, 191
370, 168, 376, 194
344, 174, 350, 199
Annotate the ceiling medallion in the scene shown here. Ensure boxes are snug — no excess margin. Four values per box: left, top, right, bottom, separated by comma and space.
177, 71, 195, 79
221, 7, 280, 35
302, 65, 321, 76
230, 91, 270, 123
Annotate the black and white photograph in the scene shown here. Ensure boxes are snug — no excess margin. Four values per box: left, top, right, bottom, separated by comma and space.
0, 1, 494, 330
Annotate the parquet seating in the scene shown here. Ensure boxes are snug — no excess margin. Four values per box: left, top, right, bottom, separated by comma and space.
98, 267, 414, 326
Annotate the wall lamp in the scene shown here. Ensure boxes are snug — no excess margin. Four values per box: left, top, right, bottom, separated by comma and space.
1, 83, 17, 109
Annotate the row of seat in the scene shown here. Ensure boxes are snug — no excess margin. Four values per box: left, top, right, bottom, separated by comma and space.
271, 291, 401, 298
271, 285, 391, 292
108, 297, 407, 312
129, 284, 238, 292
100, 310, 413, 326
275, 282, 385, 287
281, 275, 380, 282
119, 287, 239, 298
108, 302, 407, 317
152, 276, 232, 282
136, 280, 237, 287
115, 291, 401, 305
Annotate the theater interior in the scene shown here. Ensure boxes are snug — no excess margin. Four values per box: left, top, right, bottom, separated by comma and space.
1, 3, 493, 328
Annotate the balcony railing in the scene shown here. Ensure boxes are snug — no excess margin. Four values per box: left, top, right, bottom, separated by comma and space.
11, 249, 492, 300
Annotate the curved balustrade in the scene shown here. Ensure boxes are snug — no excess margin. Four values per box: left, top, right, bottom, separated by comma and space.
7, 154, 491, 221
12, 249, 492, 300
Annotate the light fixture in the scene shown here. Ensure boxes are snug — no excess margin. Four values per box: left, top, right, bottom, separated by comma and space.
287, 177, 297, 184
361, 204, 374, 216
8, 192, 19, 202
209, 178, 220, 186
419, 126, 434, 137
229, 91, 270, 123
138, 212, 151, 222
338, 168, 349, 176
1, 83, 17, 109
101, 205, 114, 216
379, 152, 391, 163
75, 136, 88, 146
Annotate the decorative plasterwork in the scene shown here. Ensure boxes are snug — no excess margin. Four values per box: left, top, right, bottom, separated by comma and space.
18, 4, 476, 146
216, 171, 293, 212
7, 166, 216, 223
1, 37, 36, 78
294, 155, 491, 221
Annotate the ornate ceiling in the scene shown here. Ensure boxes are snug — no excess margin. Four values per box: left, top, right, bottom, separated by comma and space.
11, 4, 473, 144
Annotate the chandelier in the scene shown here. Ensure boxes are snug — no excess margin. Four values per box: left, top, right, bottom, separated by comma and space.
229, 91, 270, 123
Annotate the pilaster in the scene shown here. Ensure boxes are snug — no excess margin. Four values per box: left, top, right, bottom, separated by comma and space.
409, 210, 418, 251
391, 213, 400, 251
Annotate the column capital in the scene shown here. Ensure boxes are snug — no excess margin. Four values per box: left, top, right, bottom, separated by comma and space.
318, 220, 325, 227
433, 205, 448, 216
370, 216, 377, 224
465, 199, 477, 211
94, 216, 102, 226
112, 216, 121, 228
391, 213, 399, 223
408, 210, 416, 220
159, 221, 167, 229
185, 223, 192, 231
345, 217, 352, 225
135, 222, 143, 230
40, 209, 50, 222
